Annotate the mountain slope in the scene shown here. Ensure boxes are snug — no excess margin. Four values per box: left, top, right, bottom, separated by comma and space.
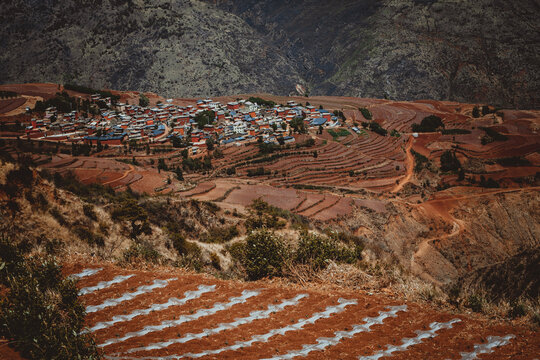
1, 0, 539, 107
214, 0, 540, 108
0, 0, 301, 97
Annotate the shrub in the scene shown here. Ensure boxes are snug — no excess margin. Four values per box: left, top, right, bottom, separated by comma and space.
359, 107, 372, 120
50, 207, 68, 226
441, 129, 471, 135
210, 252, 221, 270
508, 301, 527, 318
466, 294, 483, 313
242, 229, 289, 280
0, 236, 100, 359
83, 204, 98, 221
200, 226, 239, 243
411, 150, 429, 173
479, 176, 500, 188
123, 241, 160, 264
440, 150, 461, 173
479, 127, 508, 144
72, 225, 105, 247
139, 93, 150, 107
111, 198, 151, 239
495, 157, 531, 167
295, 232, 358, 270
247, 167, 270, 177
472, 106, 480, 118
361, 121, 387, 136
6, 165, 34, 189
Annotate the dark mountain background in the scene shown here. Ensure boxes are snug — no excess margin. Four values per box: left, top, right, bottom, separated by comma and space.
1, 0, 539, 108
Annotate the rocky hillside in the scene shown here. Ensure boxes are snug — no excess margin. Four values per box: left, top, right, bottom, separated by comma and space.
1, 0, 539, 107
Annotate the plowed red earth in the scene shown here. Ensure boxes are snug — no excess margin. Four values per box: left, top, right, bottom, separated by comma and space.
0, 98, 26, 114
36, 155, 175, 194
61, 262, 539, 360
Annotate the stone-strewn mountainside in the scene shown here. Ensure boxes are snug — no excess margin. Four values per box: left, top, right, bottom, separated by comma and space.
1, 0, 539, 108
0, 0, 301, 97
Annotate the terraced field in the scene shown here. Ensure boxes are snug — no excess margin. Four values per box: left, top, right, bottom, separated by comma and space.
36, 154, 177, 194
66, 263, 539, 359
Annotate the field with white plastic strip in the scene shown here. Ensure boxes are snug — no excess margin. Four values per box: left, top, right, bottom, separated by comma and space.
66, 264, 538, 359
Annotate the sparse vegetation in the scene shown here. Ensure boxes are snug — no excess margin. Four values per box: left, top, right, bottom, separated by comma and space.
0, 235, 100, 359
411, 149, 430, 173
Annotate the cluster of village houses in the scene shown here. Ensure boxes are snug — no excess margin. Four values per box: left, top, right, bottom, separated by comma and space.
25, 95, 343, 153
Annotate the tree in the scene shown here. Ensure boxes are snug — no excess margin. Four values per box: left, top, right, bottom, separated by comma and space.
139, 93, 149, 107
206, 138, 215, 151
111, 198, 151, 239
290, 117, 306, 134
242, 229, 288, 280
412, 115, 444, 133
174, 167, 184, 181
359, 107, 372, 120
0, 240, 100, 359
157, 158, 168, 171
194, 110, 215, 128
440, 150, 461, 173
472, 106, 480, 118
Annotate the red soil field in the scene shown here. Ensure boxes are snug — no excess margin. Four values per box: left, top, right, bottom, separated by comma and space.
58, 262, 539, 360
0, 98, 26, 114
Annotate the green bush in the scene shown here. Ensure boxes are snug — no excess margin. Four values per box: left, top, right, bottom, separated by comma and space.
139, 93, 149, 107
111, 198, 152, 239
295, 232, 358, 270
242, 229, 289, 280
200, 226, 239, 243
359, 107, 372, 120
0, 236, 100, 359
248, 97, 275, 107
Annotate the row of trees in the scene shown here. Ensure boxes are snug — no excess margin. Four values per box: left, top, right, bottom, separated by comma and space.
0, 91, 18, 99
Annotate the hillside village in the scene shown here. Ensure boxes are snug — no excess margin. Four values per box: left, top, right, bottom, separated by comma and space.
24, 94, 344, 153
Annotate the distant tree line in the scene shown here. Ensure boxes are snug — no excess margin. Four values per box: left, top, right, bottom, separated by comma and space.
0, 91, 18, 99
64, 83, 120, 103
362, 121, 387, 136
248, 97, 276, 107
33, 92, 100, 115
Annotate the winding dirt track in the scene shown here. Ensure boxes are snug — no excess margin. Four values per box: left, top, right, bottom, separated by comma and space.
61, 262, 539, 360
391, 136, 414, 193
